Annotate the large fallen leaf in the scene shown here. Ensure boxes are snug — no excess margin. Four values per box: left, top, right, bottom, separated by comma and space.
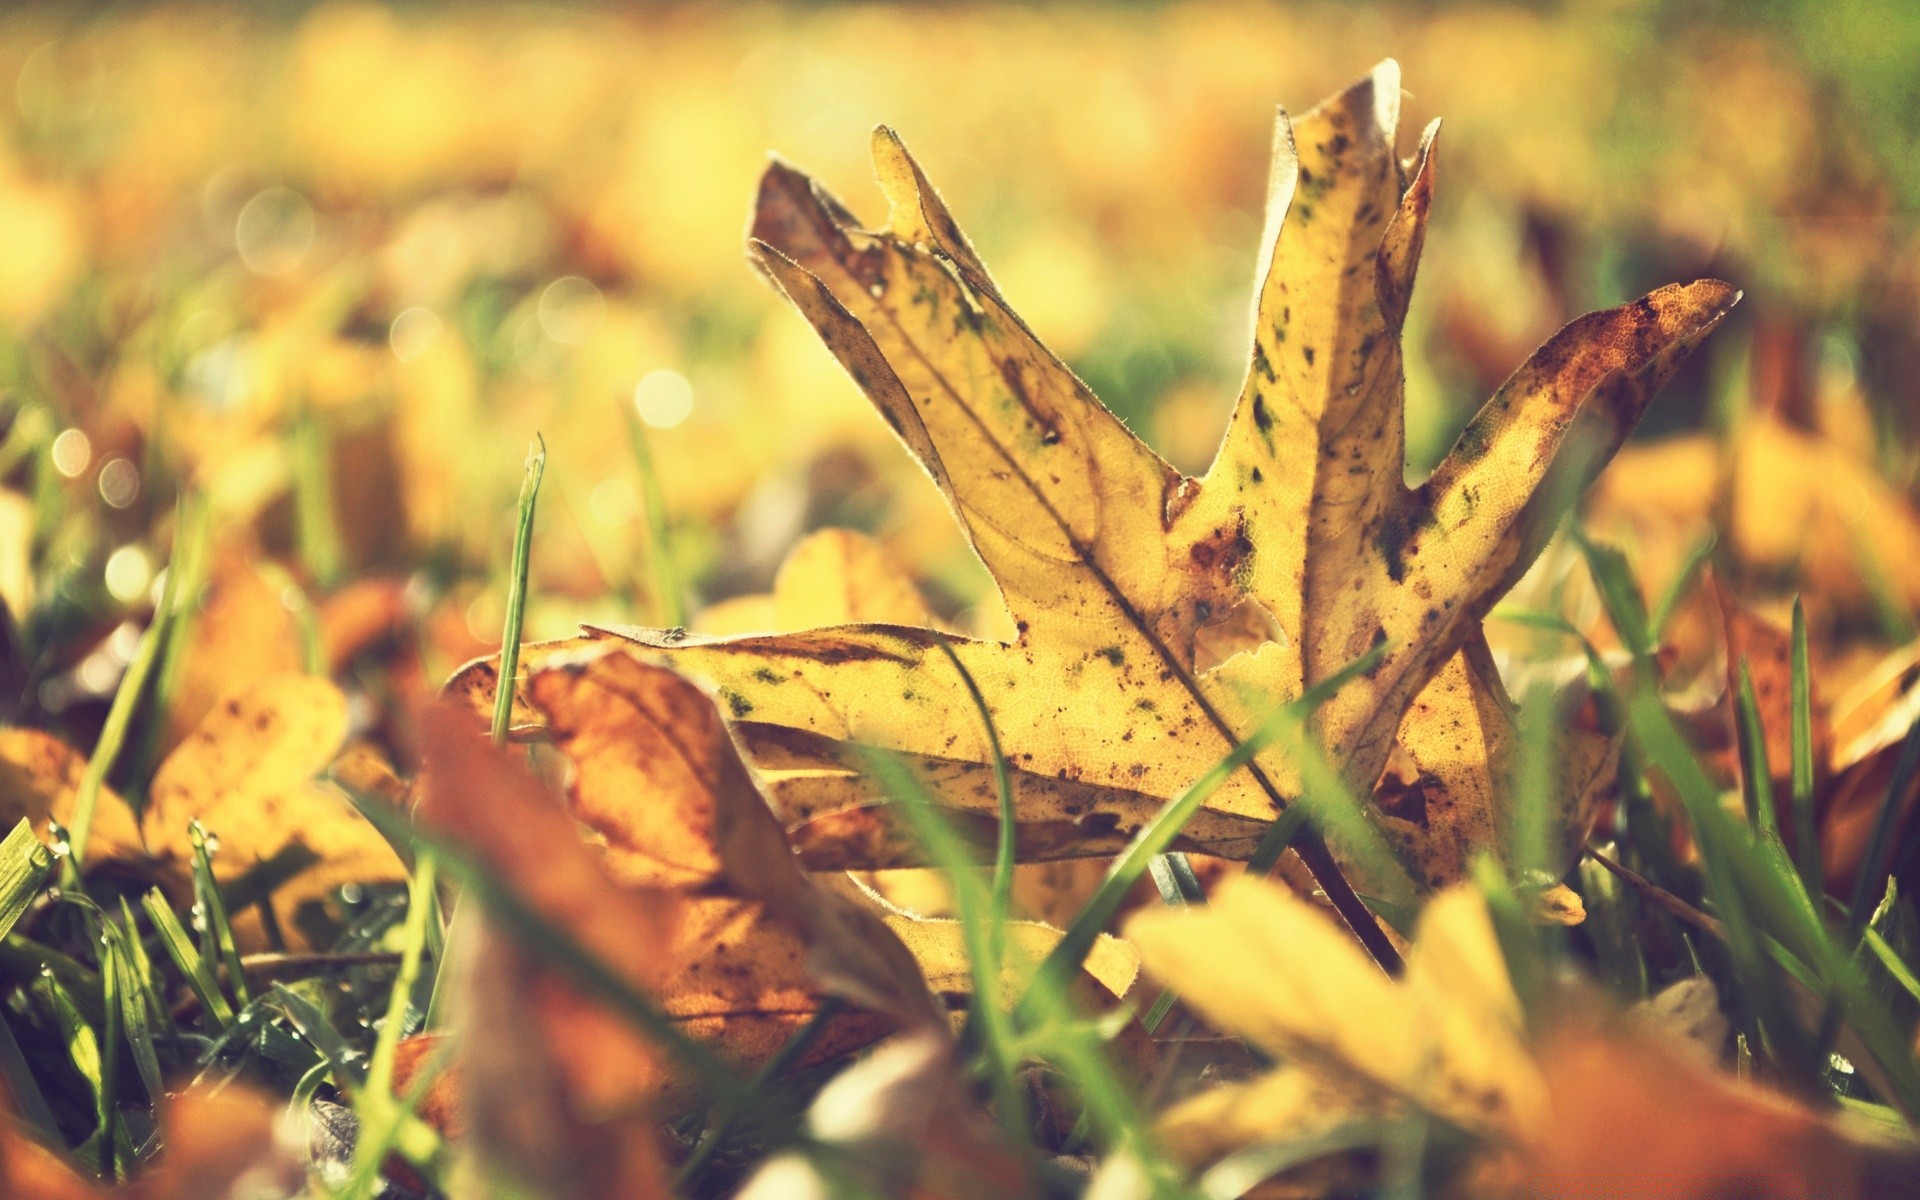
413, 702, 681, 1197
141, 673, 406, 942
421, 653, 939, 1128
465, 66, 1709, 947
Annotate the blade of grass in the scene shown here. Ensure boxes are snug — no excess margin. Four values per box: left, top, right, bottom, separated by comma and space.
125, 502, 211, 808
1733, 658, 1783, 843
142, 887, 232, 1030
933, 640, 1017, 943
341, 856, 440, 1200
291, 412, 345, 589
622, 403, 686, 629
1863, 926, 1920, 1006
426, 436, 546, 1031
116, 897, 172, 1037
1648, 530, 1715, 640
492, 435, 546, 745
70, 495, 204, 866
38, 970, 109, 1172
1573, 530, 1653, 658
0, 823, 58, 1135
1789, 597, 1824, 899
267, 983, 364, 1088
1625, 677, 1825, 1088
1623, 683, 1920, 1112
97, 932, 123, 1176
0, 818, 52, 940
859, 750, 1030, 1141
188, 820, 250, 1008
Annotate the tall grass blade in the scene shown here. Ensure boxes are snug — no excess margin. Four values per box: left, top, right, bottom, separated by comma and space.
1733, 658, 1782, 843
492, 435, 547, 746
0, 819, 51, 941
142, 887, 232, 1029
1789, 597, 1824, 898
622, 403, 687, 629
70, 495, 204, 866
188, 820, 250, 1007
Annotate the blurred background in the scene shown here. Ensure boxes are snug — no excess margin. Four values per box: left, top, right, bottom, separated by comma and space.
3, 0, 1919, 741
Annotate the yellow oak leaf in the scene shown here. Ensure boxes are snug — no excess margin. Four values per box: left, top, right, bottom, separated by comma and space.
460, 62, 1729, 958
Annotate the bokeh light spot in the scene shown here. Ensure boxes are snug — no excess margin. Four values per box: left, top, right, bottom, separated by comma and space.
103, 545, 152, 603
98, 457, 139, 508
634, 369, 694, 429
50, 428, 90, 477
389, 306, 443, 362
235, 186, 316, 276
538, 275, 604, 345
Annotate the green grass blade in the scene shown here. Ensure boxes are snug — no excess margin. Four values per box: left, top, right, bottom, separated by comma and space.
37, 969, 109, 1170
99, 922, 163, 1106
188, 820, 250, 1008
96, 933, 123, 1176
0, 819, 52, 941
267, 983, 363, 1088
622, 403, 687, 629
1574, 530, 1654, 659
1487, 605, 1587, 638
1648, 530, 1715, 640
343, 855, 441, 1200
859, 750, 1030, 1139
1789, 597, 1824, 899
492, 435, 547, 746
142, 887, 232, 1029
117, 896, 174, 1037
1733, 658, 1782, 843
933, 639, 1018, 945
70, 495, 203, 866
1863, 925, 1920, 1006
291, 412, 345, 589
0, 1013, 59, 1140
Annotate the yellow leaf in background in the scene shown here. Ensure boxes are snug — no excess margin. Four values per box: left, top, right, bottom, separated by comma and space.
161, 543, 307, 753
465, 64, 1728, 951
141, 673, 405, 944
1731, 412, 1920, 616
0, 729, 143, 862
